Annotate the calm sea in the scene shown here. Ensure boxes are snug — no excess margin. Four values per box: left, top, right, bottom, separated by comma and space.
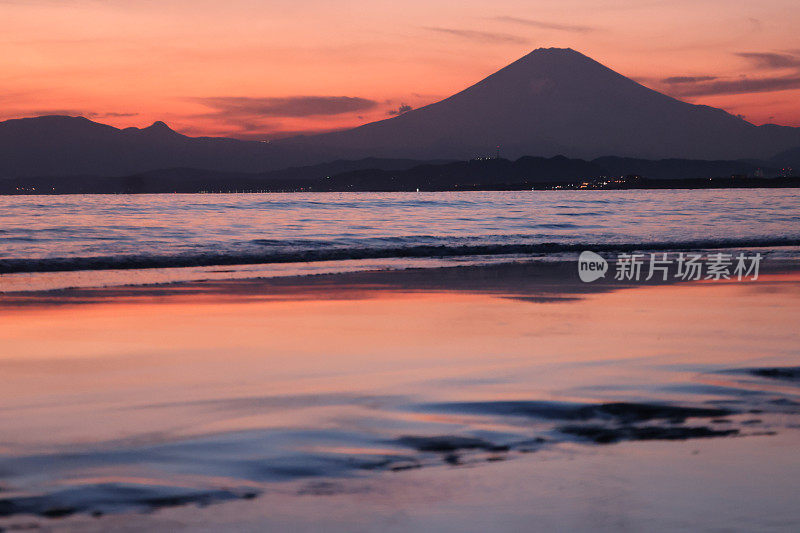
1, 188, 799, 290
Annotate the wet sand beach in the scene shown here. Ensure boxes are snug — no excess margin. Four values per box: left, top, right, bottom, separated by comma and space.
1, 260, 799, 531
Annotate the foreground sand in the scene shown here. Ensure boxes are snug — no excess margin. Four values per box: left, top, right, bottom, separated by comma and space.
0, 261, 799, 531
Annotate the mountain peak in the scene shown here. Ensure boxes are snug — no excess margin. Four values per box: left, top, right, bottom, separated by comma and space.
504, 47, 601, 74
472, 47, 610, 92
136, 120, 183, 139
528, 47, 581, 55
517, 47, 589, 62
144, 120, 173, 132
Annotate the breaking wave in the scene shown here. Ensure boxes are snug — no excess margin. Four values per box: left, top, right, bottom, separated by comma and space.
1, 237, 799, 274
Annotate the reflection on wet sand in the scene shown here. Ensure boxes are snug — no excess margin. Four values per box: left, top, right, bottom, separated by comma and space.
0, 264, 798, 529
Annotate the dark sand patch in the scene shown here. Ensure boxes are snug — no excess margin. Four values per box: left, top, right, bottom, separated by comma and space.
0, 483, 259, 519
747, 367, 800, 382
558, 425, 739, 444
394, 435, 510, 453
417, 400, 733, 423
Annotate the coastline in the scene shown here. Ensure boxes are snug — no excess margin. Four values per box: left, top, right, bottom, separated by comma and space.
2, 255, 798, 308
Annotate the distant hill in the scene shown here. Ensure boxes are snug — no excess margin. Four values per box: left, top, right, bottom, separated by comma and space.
592, 157, 776, 180
0, 155, 787, 194
0, 116, 293, 177
309, 156, 781, 191
772, 146, 800, 170
2, 48, 800, 179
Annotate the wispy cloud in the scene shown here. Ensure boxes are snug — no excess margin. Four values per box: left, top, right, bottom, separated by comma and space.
185, 95, 380, 139
663, 50, 800, 97
192, 96, 378, 118
736, 52, 800, 70
495, 16, 595, 33
0, 109, 138, 120
662, 75, 718, 84
671, 76, 800, 97
425, 27, 529, 45
14, 108, 85, 117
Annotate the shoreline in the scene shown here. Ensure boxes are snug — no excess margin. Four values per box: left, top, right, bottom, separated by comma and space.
2, 256, 798, 309
3, 237, 800, 275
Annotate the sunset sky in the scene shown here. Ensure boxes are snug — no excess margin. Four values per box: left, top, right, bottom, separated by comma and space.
2, 0, 800, 139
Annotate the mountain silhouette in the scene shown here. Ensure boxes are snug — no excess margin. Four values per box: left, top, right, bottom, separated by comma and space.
1, 48, 799, 178
0, 115, 288, 177
280, 48, 800, 161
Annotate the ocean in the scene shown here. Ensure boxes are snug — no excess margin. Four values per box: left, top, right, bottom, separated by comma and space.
2, 188, 800, 291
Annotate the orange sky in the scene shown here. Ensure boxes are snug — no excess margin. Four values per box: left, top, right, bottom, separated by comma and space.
2, 0, 799, 139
